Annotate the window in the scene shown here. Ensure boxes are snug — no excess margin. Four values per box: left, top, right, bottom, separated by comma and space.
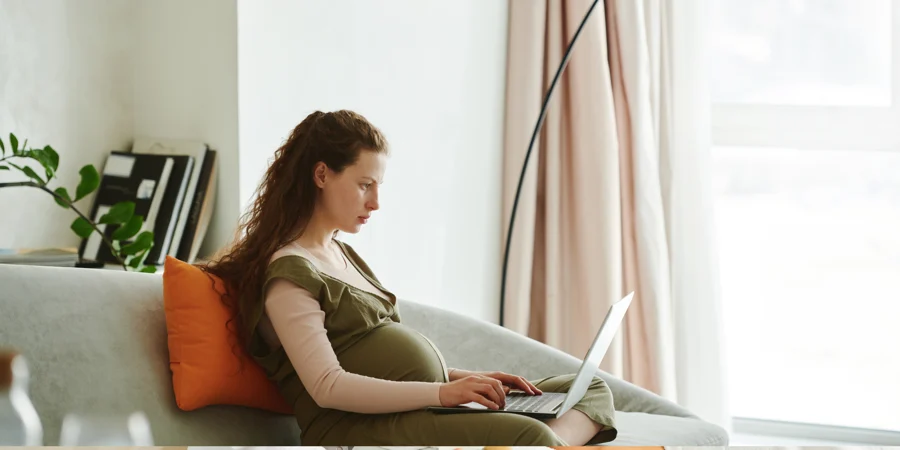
710, 0, 900, 435
711, 0, 893, 107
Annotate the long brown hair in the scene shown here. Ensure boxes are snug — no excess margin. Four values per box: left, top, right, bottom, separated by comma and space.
198, 110, 389, 351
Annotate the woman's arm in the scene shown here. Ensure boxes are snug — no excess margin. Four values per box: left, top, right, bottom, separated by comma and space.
265, 279, 443, 413
448, 368, 476, 381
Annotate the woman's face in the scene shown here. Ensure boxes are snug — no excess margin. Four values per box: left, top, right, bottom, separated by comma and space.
315, 150, 386, 234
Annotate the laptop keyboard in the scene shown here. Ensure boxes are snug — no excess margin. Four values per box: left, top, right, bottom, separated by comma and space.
504, 392, 562, 412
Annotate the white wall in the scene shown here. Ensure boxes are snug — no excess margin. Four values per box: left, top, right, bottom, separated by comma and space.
0, 0, 239, 259
133, 0, 240, 259
237, 0, 509, 322
1, 0, 510, 323
0, 0, 134, 248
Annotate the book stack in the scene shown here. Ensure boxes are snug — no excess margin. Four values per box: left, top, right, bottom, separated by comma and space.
79, 138, 218, 268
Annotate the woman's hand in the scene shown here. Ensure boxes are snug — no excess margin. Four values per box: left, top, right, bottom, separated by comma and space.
480, 371, 542, 395
439, 375, 508, 410
447, 369, 542, 395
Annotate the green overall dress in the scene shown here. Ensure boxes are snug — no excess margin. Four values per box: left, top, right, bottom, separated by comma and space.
247, 240, 617, 445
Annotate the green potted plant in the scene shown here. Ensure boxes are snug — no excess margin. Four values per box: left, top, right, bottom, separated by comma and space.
0, 133, 156, 272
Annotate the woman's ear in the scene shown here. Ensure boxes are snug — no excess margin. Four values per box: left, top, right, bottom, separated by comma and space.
313, 162, 328, 189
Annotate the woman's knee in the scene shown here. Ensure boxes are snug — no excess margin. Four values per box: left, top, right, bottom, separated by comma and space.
590, 375, 608, 388
515, 419, 565, 445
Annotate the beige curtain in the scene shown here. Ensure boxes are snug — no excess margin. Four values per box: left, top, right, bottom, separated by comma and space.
502, 0, 729, 428
606, 0, 677, 400
502, 0, 623, 373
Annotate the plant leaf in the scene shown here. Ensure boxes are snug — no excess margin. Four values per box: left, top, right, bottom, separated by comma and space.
140, 265, 157, 273
0, 165, 8, 171
75, 164, 100, 201
70, 217, 94, 239
8, 162, 45, 184
121, 231, 153, 256
22, 166, 45, 184
32, 145, 59, 180
44, 145, 59, 171
99, 201, 134, 225
9, 133, 18, 155
53, 187, 72, 208
22, 147, 57, 180
127, 252, 145, 269
112, 214, 143, 240
0, 136, 5, 155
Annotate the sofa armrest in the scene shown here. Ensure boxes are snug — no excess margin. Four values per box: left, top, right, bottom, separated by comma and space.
397, 299, 696, 419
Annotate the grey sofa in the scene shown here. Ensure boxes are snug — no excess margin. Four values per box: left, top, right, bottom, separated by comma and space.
0, 263, 728, 446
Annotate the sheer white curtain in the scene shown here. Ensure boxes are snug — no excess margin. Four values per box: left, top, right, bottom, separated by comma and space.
664, 0, 730, 432
608, 0, 731, 431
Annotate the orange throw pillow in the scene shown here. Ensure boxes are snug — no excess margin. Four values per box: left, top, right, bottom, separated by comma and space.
162, 256, 293, 414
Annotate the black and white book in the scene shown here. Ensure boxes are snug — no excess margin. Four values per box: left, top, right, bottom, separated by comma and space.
80, 152, 173, 264
143, 153, 193, 266
132, 138, 208, 261
178, 148, 217, 262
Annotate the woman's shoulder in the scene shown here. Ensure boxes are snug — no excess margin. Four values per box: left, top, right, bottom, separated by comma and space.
265, 245, 325, 288
269, 242, 324, 269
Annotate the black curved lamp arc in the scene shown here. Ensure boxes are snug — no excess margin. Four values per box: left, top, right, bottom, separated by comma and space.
499, 0, 602, 327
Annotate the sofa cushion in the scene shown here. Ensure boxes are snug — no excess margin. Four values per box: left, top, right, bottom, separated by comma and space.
162, 256, 292, 414
0, 264, 302, 446
603, 411, 728, 445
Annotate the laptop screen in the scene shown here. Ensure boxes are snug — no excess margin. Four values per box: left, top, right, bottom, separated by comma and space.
556, 292, 634, 417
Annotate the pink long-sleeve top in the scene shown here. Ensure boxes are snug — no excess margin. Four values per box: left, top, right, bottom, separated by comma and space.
256, 243, 446, 413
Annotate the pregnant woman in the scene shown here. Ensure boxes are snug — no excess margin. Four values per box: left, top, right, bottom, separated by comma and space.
199, 110, 618, 445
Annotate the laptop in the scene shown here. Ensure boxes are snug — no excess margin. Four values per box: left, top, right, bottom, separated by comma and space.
427, 292, 634, 419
